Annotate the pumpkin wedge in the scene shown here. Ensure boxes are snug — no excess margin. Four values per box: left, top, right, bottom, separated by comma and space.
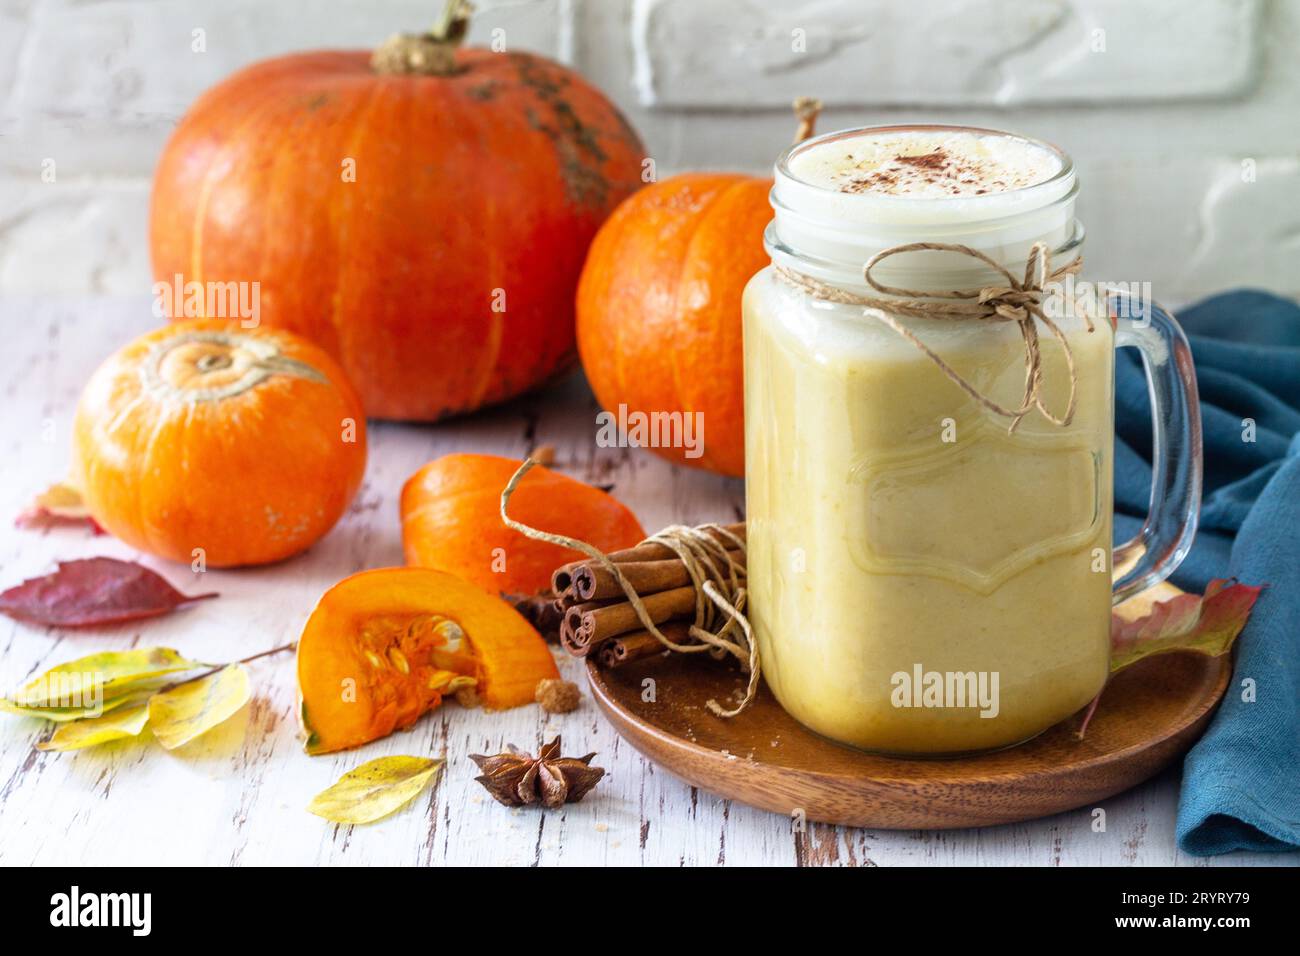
297, 568, 557, 754
401, 453, 645, 595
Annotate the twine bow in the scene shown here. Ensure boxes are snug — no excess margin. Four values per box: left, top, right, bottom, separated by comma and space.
776, 241, 1088, 432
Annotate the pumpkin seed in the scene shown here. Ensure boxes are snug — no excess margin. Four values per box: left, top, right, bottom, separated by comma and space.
433, 617, 465, 649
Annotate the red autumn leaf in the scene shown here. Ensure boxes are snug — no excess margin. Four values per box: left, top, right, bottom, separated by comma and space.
0, 558, 217, 628
15, 482, 103, 534
1109, 578, 1263, 673
1079, 578, 1263, 739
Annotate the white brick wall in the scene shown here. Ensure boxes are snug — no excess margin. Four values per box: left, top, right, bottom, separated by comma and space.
632, 0, 1261, 107
1, 0, 1297, 302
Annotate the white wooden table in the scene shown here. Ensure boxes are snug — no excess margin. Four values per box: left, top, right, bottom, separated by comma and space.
0, 298, 1291, 867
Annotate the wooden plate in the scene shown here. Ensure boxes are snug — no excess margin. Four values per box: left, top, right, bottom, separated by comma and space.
587, 652, 1231, 829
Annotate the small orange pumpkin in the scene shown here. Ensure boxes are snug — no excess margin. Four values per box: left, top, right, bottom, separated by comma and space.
576, 101, 822, 477
401, 453, 644, 595
72, 319, 366, 567
297, 567, 558, 754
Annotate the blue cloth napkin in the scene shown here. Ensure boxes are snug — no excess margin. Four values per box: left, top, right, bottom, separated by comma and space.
1112, 289, 1300, 856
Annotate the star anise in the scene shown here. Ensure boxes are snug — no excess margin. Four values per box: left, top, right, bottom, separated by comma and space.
469, 735, 605, 809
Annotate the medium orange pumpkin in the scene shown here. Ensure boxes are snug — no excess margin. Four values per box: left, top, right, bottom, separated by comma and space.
401, 453, 645, 595
576, 174, 770, 476
576, 101, 823, 477
150, 3, 645, 421
297, 567, 558, 754
73, 319, 366, 567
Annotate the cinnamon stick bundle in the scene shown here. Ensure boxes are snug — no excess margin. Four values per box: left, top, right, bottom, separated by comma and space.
552, 522, 747, 660
501, 456, 758, 715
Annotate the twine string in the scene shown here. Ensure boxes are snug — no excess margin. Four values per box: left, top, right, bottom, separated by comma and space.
776, 241, 1089, 434
500, 459, 759, 717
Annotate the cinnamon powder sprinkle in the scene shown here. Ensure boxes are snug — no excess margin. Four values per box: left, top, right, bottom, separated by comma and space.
838, 147, 1040, 197
895, 149, 949, 171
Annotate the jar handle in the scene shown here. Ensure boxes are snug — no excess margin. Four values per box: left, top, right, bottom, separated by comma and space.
1110, 293, 1203, 605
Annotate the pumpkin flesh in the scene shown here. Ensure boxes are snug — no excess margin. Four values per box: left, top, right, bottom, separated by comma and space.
298, 568, 558, 754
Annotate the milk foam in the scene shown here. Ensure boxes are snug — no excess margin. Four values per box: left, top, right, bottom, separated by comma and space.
771, 126, 1078, 286
787, 130, 1062, 199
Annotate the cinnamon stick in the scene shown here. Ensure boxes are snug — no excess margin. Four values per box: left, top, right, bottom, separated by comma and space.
563, 585, 697, 651
596, 623, 690, 668
558, 600, 609, 657
560, 620, 592, 658
550, 522, 745, 594
570, 548, 744, 602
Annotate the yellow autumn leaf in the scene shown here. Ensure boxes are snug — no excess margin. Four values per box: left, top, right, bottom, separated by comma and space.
148, 664, 250, 750
29, 481, 90, 519
9, 647, 206, 710
308, 756, 444, 825
36, 703, 150, 752
14, 481, 93, 529
0, 688, 157, 723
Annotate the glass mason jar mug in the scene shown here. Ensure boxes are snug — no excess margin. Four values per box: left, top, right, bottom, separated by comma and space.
742, 125, 1202, 756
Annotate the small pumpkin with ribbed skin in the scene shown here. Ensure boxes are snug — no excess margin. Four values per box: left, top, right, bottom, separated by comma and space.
575, 101, 822, 477
149, 1, 645, 422
401, 453, 645, 595
576, 173, 771, 476
297, 567, 558, 754
72, 319, 366, 567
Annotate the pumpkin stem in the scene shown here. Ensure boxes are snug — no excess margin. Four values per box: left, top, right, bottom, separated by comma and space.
792, 97, 824, 144
371, 0, 473, 76
431, 0, 473, 43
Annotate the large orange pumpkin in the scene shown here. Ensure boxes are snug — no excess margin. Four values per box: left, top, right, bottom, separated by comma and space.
150, 3, 645, 421
73, 319, 366, 567
575, 101, 822, 477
